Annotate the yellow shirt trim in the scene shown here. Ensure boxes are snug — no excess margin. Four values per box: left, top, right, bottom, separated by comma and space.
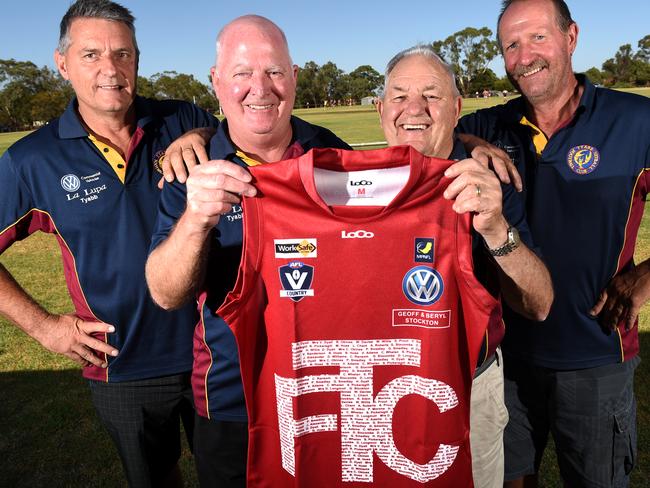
235, 150, 263, 167
519, 116, 548, 157
88, 134, 127, 183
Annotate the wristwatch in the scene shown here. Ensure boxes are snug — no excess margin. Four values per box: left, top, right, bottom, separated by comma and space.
487, 226, 520, 257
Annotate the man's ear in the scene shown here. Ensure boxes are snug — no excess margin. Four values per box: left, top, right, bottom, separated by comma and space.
54, 49, 70, 80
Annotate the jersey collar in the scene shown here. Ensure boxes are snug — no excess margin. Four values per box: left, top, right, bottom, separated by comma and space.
207, 115, 320, 161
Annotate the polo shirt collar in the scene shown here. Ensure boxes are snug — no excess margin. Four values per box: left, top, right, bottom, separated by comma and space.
58, 95, 153, 139
207, 115, 320, 161
505, 73, 594, 125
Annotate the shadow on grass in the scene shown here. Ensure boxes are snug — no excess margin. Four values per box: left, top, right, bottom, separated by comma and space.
0, 369, 196, 488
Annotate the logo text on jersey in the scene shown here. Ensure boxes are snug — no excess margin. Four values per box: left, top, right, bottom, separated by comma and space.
392, 309, 451, 328
341, 230, 374, 239
402, 266, 444, 306
414, 238, 434, 263
275, 339, 460, 482
279, 261, 314, 301
567, 145, 600, 175
274, 239, 317, 258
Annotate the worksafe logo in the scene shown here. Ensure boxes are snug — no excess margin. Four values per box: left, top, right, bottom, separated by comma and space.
567, 145, 600, 175
60, 174, 80, 192
279, 261, 314, 301
402, 266, 443, 306
274, 239, 317, 258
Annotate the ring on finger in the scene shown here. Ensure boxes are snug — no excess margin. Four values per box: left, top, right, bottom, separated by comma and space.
475, 184, 481, 198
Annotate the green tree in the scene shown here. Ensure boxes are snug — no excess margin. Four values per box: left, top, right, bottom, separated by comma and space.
0, 59, 72, 129
148, 71, 218, 111
296, 61, 321, 108
347, 65, 383, 102
584, 67, 604, 85
636, 34, 650, 62
433, 27, 499, 95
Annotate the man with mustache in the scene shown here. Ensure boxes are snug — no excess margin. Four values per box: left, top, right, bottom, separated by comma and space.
459, 0, 650, 486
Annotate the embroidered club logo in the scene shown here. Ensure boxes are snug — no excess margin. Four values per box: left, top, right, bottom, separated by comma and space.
279, 261, 314, 302
61, 174, 80, 192
402, 266, 443, 306
414, 238, 434, 263
567, 145, 600, 175
152, 150, 166, 175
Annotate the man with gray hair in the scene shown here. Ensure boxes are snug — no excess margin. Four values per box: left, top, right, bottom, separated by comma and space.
377, 43, 552, 488
0, 0, 218, 485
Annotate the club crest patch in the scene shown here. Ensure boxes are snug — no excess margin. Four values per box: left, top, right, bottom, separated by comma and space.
567, 145, 600, 175
414, 238, 434, 263
152, 150, 166, 175
279, 261, 314, 302
402, 266, 444, 306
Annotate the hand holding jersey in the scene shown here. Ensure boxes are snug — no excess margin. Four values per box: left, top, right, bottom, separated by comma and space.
443, 157, 510, 250
183, 159, 256, 232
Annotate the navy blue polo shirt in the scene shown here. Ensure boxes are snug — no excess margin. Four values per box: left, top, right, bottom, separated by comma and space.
150, 116, 351, 420
459, 76, 650, 369
449, 139, 535, 372
0, 96, 219, 382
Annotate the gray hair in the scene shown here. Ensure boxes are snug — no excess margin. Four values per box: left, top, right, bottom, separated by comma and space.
215, 15, 291, 70
58, 0, 139, 56
381, 44, 460, 98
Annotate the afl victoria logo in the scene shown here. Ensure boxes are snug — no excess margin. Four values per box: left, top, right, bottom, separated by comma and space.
567, 145, 600, 175
61, 174, 80, 192
402, 266, 444, 306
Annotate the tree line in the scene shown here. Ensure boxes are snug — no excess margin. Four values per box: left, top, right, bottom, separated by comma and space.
1, 29, 648, 131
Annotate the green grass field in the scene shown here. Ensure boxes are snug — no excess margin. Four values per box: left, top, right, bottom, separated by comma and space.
1, 90, 650, 486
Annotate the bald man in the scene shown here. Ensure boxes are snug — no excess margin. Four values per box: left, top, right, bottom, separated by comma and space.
145, 15, 350, 486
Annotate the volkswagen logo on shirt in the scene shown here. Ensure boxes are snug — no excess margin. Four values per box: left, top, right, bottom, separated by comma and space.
402, 266, 444, 306
61, 174, 81, 192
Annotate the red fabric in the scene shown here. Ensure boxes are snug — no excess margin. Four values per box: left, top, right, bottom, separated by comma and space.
218, 146, 501, 487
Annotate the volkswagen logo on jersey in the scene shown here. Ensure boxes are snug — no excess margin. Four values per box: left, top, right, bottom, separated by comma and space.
414, 238, 434, 263
402, 266, 443, 306
60, 174, 81, 192
567, 145, 600, 175
279, 261, 314, 302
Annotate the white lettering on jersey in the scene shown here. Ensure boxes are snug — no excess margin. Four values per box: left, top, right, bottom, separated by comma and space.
274, 339, 459, 482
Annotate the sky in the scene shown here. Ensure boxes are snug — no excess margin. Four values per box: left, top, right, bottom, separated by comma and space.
1, 0, 649, 82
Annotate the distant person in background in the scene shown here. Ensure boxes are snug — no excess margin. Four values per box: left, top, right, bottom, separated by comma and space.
458, 0, 650, 486
0, 0, 218, 485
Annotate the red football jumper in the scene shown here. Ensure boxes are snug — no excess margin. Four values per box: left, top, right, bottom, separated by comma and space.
218, 146, 502, 487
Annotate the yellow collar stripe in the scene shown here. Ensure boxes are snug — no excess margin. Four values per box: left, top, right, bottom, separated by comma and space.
88, 134, 127, 183
235, 150, 263, 167
519, 116, 548, 156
